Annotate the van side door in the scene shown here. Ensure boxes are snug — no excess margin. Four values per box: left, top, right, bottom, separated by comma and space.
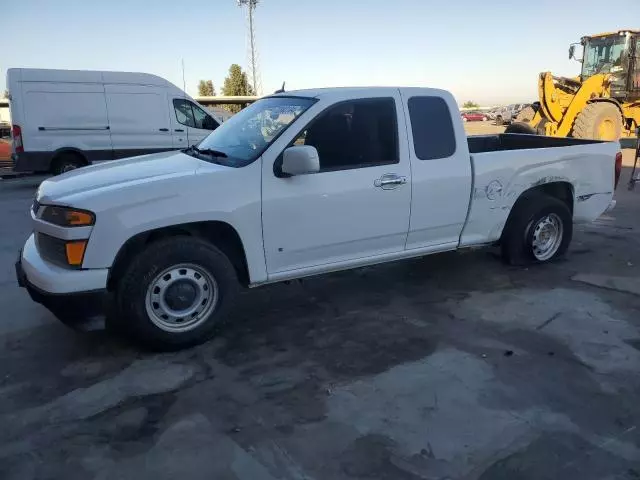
170, 98, 219, 148
21, 81, 112, 163
399, 89, 472, 250
104, 84, 174, 159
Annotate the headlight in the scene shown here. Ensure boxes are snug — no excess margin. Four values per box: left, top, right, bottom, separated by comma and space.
40, 206, 95, 227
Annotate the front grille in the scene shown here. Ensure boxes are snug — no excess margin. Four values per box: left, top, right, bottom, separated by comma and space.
36, 233, 69, 268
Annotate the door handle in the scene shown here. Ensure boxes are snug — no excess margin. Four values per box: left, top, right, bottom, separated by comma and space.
175, 129, 184, 132
159, 128, 169, 132
374, 174, 407, 190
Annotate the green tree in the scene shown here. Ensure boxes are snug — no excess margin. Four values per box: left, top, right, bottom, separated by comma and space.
462, 101, 479, 109
197, 79, 215, 97
221, 64, 255, 113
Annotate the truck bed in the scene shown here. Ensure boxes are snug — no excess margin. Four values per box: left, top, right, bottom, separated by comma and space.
468, 133, 604, 154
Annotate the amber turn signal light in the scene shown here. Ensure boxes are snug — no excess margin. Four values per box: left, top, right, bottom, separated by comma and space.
41, 206, 95, 227
65, 240, 87, 266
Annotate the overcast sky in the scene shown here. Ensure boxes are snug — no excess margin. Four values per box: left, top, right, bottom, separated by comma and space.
2, 0, 638, 105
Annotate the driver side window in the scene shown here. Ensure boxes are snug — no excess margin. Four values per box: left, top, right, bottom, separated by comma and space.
291, 98, 398, 172
173, 99, 219, 130
173, 99, 196, 128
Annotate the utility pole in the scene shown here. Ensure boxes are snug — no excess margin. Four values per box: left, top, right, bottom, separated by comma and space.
237, 0, 261, 95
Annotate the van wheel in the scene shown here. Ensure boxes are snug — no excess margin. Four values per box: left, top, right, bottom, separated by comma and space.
115, 237, 239, 351
52, 153, 84, 175
495, 116, 504, 126
501, 193, 572, 266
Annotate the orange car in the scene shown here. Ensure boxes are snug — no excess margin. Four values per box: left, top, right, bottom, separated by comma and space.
0, 141, 11, 161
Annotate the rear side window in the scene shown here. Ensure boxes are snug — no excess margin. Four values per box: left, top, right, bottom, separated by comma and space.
408, 96, 456, 160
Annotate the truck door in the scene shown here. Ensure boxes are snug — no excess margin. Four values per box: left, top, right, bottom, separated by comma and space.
105, 84, 173, 158
170, 98, 219, 148
399, 89, 472, 250
261, 94, 412, 275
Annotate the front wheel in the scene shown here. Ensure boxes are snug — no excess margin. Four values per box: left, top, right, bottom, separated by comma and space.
501, 193, 572, 266
115, 237, 239, 350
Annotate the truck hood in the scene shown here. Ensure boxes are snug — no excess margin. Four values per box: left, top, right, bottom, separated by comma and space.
37, 151, 203, 204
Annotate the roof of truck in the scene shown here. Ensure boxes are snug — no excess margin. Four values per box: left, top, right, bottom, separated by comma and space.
274, 86, 449, 99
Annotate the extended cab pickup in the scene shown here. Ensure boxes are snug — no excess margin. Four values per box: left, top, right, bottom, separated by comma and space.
16, 87, 620, 350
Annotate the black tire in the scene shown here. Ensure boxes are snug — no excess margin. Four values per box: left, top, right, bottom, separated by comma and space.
504, 122, 537, 134
115, 236, 239, 350
495, 115, 504, 126
501, 192, 572, 266
52, 152, 85, 175
514, 105, 537, 123
572, 102, 623, 140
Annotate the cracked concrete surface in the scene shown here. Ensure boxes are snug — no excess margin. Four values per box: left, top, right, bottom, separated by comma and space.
0, 158, 639, 479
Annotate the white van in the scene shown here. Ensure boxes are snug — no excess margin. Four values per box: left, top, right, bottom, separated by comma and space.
6, 68, 221, 174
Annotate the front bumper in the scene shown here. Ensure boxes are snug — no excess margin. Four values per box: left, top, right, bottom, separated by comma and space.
16, 234, 109, 321
19, 233, 108, 294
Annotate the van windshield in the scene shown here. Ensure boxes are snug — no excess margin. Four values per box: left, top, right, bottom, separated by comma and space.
193, 96, 316, 167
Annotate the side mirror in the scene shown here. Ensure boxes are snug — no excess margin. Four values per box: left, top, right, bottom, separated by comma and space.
569, 45, 575, 60
281, 146, 320, 176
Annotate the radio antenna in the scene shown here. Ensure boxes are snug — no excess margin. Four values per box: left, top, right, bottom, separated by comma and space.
181, 58, 190, 146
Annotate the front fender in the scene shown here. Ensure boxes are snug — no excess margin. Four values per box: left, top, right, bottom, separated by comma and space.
81, 161, 267, 284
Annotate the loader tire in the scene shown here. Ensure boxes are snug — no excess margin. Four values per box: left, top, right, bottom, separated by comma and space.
572, 102, 623, 141
505, 122, 537, 134
514, 105, 537, 123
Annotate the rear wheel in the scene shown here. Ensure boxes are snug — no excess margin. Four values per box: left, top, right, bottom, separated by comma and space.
501, 192, 572, 266
495, 115, 504, 126
572, 102, 623, 140
52, 152, 85, 175
115, 237, 239, 350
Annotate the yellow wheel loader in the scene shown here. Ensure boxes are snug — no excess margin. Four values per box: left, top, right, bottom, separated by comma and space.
509, 30, 640, 140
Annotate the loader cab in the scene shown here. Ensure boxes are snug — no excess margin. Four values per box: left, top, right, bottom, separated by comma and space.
577, 30, 640, 101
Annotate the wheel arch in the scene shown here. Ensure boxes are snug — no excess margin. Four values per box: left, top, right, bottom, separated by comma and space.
51, 148, 89, 170
500, 181, 574, 241
107, 220, 251, 291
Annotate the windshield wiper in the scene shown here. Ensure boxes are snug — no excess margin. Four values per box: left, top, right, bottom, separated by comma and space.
183, 145, 228, 158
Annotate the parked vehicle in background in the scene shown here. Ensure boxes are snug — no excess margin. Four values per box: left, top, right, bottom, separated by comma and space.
494, 103, 528, 125
6, 68, 222, 174
461, 111, 488, 122
485, 108, 499, 120
16, 86, 620, 350
514, 30, 640, 140
0, 139, 10, 164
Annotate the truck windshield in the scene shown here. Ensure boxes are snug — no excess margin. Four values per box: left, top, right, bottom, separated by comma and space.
194, 96, 316, 167
582, 35, 628, 77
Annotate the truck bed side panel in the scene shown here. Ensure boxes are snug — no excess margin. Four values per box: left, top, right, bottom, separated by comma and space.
460, 141, 617, 246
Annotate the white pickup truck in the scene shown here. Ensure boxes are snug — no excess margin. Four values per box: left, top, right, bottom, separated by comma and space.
16, 87, 621, 350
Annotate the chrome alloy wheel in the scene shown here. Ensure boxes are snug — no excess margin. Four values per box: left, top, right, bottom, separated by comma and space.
530, 213, 563, 261
144, 264, 218, 332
